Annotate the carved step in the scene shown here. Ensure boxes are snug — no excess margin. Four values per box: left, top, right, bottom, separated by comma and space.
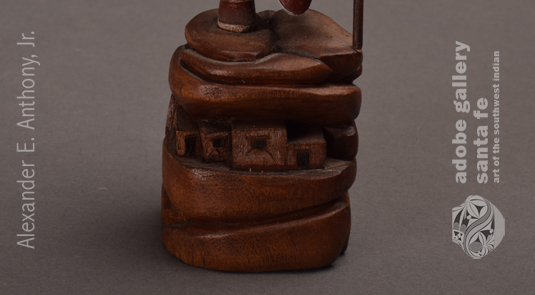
162, 190, 351, 272
170, 47, 362, 126
180, 49, 332, 85
162, 138, 356, 221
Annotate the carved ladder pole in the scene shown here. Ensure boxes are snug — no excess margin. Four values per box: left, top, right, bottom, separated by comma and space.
353, 0, 364, 50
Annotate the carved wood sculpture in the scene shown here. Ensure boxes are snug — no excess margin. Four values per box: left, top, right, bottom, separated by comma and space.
162, 0, 364, 272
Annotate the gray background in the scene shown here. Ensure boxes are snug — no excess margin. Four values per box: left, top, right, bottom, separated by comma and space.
1, 0, 534, 294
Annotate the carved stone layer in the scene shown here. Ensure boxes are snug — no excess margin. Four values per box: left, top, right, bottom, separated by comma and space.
180, 49, 332, 85
162, 138, 356, 221
162, 190, 351, 272
170, 47, 362, 126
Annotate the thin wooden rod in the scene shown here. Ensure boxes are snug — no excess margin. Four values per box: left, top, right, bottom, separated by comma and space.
353, 0, 364, 50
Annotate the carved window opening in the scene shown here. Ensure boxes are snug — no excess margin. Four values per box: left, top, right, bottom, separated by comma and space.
251, 137, 269, 150
297, 151, 310, 169
212, 137, 226, 148
185, 135, 198, 156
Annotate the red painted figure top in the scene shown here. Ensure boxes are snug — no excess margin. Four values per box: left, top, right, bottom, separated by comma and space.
217, 0, 363, 50
218, 0, 312, 33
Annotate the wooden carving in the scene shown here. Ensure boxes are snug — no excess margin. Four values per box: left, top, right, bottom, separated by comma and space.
162, 0, 364, 272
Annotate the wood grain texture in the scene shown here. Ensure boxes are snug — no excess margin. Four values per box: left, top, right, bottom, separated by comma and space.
324, 121, 359, 161
180, 49, 332, 85
271, 10, 362, 82
186, 9, 276, 61
170, 47, 362, 126
162, 138, 356, 221
162, 193, 351, 272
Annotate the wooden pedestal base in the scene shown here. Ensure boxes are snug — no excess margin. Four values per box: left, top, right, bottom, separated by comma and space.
161, 140, 353, 272
162, 6, 362, 272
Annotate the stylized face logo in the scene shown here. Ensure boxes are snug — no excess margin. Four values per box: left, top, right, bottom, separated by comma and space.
452, 195, 505, 259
